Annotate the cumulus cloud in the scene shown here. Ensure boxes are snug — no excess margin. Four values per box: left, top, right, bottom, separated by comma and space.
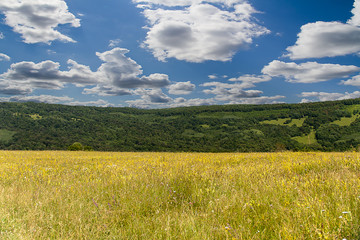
133, 88, 172, 103
286, 1, 360, 59
134, 0, 249, 8
229, 74, 271, 83
1, 95, 74, 104
0, 59, 98, 92
0, 94, 112, 107
342, 74, 360, 86
169, 97, 216, 108
286, 22, 360, 59
0, 48, 171, 97
203, 82, 263, 97
348, 0, 360, 26
0, 82, 31, 95
228, 74, 272, 88
0, 53, 10, 61
300, 91, 360, 102
82, 85, 132, 97
262, 60, 360, 83
67, 99, 113, 107
135, 0, 269, 62
208, 74, 218, 79
0, 0, 80, 44
126, 95, 215, 109
95, 48, 170, 89
200, 72, 280, 104
126, 88, 173, 108
201, 80, 284, 105
227, 95, 285, 105
168, 81, 195, 95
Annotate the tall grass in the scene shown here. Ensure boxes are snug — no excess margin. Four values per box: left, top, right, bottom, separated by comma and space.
0, 151, 359, 239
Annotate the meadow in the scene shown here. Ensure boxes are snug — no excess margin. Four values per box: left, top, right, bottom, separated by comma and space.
0, 151, 359, 239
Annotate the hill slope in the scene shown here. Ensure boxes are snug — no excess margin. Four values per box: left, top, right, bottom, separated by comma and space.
2, 99, 360, 152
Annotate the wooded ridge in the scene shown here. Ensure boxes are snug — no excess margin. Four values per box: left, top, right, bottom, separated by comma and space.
1, 99, 360, 152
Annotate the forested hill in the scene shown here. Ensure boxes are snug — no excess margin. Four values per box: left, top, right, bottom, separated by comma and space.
2, 99, 360, 152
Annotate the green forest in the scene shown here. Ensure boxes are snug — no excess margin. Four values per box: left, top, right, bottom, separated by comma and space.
2, 99, 360, 152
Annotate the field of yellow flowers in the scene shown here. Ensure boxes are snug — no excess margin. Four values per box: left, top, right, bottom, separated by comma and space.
0, 151, 359, 239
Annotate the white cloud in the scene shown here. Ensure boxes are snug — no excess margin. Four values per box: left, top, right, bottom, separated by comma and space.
227, 95, 285, 105
0, 32, 4, 39
348, 0, 360, 26
82, 85, 132, 97
109, 39, 122, 48
286, 1, 360, 60
0, 48, 171, 97
262, 60, 360, 83
342, 74, 360, 86
0, 60, 98, 92
133, 0, 245, 8
168, 81, 195, 95
300, 91, 360, 102
133, 88, 172, 103
169, 97, 216, 108
202, 74, 272, 93
136, 1, 269, 62
208, 74, 218, 79
229, 74, 271, 83
126, 95, 215, 109
3, 95, 74, 104
67, 99, 113, 107
0, 82, 32, 95
95, 48, 170, 89
286, 21, 360, 59
201, 80, 284, 104
126, 88, 173, 108
0, 94, 112, 107
228, 74, 271, 88
0, 53, 10, 61
0, 0, 80, 44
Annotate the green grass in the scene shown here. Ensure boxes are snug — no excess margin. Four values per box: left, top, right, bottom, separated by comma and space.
331, 115, 359, 126
346, 104, 360, 113
29, 114, 42, 120
290, 118, 306, 127
261, 118, 305, 127
292, 130, 317, 145
261, 118, 291, 125
0, 129, 15, 143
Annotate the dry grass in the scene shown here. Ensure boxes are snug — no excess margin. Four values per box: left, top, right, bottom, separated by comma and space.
0, 151, 359, 239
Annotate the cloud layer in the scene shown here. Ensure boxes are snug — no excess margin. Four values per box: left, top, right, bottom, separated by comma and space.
135, 0, 269, 62
0, 0, 80, 44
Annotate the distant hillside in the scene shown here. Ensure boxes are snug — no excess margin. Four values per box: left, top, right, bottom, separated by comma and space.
2, 99, 360, 152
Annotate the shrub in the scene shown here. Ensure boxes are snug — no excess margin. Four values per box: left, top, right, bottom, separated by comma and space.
68, 142, 84, 151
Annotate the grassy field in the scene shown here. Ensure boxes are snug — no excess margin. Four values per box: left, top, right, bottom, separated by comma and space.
331, 115, 359, 126
261, 118, 305, 127
0, 151, 359, 239
0, 129, 16, 143
292, 130, 318, 145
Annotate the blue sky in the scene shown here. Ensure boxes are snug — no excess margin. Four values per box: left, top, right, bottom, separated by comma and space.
0, 0, 360, 108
